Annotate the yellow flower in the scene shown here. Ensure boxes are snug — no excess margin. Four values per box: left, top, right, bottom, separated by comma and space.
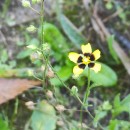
68, 43, 101, 76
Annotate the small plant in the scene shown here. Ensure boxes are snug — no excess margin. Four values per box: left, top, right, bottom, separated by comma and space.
1, 0, 130, 130
68, 43, 101, 129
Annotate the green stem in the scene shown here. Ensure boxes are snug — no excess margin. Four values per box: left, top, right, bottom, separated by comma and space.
2, 0, 11, 17
47, 60, 85, 106
29, 6, 40, 15
84, 68, 91, 105
79, 68, 91, 130
10, 98, 19, 129
40, 0, 47, 88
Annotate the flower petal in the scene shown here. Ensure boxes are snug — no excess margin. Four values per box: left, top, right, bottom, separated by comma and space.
68, 52, 80, 63
73, 65, 84, 75
81, 43, 92, 54
92, 49, 101, 60
91, 63, 101, 73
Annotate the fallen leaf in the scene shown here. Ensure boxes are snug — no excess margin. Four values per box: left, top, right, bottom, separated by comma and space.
31, 100, 57, 130
0, 78, 41, 104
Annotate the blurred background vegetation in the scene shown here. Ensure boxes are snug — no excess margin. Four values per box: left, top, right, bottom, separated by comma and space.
0, 0, 130, 130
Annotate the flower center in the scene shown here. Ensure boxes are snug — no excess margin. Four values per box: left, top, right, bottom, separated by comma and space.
82, 57, 90, 64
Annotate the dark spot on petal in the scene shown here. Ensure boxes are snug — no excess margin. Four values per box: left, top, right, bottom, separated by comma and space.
84, 53, 91, 57
90, 54, 95, 61
78, 64, 86, 69
77, 56, 83, 63
88, 63, 95, 68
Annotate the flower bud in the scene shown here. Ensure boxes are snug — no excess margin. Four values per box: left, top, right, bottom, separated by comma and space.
47, 68, 55, 78
78, 123, 87, 129
55, 105, 65, 112
71, 86, 78, 96
102, 101, 112, 110
72, 74, 79, 79
46, 90, 53, 99
36, 0, 41, 3
42, 43, 51, 54
41, 65, 45, 71
32, 0, 37, 4
22, 0, 31, 7
30, 52, 39, 62
27, 69, 34, 76
25, 101, 35, 110
27, 45, 37, 50
57, 120, 64, 126
26, 25, 37, 33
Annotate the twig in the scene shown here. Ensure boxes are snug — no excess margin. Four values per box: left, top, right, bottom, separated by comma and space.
103, 8, 123, 23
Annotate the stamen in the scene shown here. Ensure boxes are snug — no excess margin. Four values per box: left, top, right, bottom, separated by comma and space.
82, 57, 90, 64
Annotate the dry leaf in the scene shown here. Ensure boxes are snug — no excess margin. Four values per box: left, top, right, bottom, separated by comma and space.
0, 78, 41, 104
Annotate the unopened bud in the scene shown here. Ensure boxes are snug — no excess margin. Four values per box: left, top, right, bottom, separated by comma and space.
32, 0, 37, 4
41, 65, 45, 71
47, 68, 54, 78
57, 120, 64, 126
22, 0, 31, 7
27, 45, 37, 50
30, 52, 39, 61
55, 105, 65, 112
25, 101, 35, 110
72, 74, 79, 79
78, 123, 87, 129
102, 101, 112, 110
46, 90, 53, 99
27, 69, 34, 76
36, 0, 41, 3
71, 86, 78, 96
28, 105, 35, 110
42, 43, 51, 54
26, 25, 37, 33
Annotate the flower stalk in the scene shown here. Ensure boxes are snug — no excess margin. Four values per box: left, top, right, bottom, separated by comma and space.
68, 43, 101, 130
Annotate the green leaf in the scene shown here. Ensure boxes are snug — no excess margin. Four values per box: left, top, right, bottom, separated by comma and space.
0, 116, 9, 130
120, 94, 130, 113
108, 120, 130, 130
1, 50, 8, 63
106, 2, 113, 10
50, 66, 72, 86
17, 49, 33, 59
83, 62, 117, 87
93, 110, 107, 128
114, 94, 120, 108
31, 100, 57, 130
107, 35, 120, 63
41, 22, 69, 62
108, 120, 119, 130
42, 23, 69, 53
102, 101, 112, 111
112, 94, 130, 117
0, 68, 38, 78
59, 14, 86, 48
27, 38, 39, 46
